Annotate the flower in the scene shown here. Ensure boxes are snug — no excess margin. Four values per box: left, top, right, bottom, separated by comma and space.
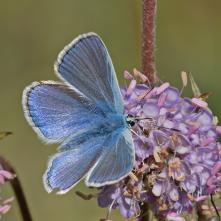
0, 132, 14, 218
97, 70, 221, 220
0, 167, 14, 217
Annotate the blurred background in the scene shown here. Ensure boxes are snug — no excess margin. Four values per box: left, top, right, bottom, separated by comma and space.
0, 0, 221, 220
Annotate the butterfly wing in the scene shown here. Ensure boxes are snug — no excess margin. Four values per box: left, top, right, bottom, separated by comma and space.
55, 32, 124, 114
44, 127, 134, 193
23, 81, 134, 192
44, 134, 106, 194
23, 32, 135, 192
22, 81, 103, 143
86, 128, 134, 187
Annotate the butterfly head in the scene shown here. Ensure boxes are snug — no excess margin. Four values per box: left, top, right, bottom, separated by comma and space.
126, 114, 154, 127
126, 114, 136, 127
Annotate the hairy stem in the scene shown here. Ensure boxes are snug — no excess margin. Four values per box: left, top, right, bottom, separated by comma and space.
139, 0, 157, 220
0, 156, 33, 221
142, 0, 157, 84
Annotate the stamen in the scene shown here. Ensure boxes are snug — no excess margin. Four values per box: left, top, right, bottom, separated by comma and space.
133, 68, 148, 83
153, 147, 161, 163
137, 87, 154, 100
180, 71, 188, 94
105, 198, 116, 221
129, 172, 139, 182
130, 129, 143, 140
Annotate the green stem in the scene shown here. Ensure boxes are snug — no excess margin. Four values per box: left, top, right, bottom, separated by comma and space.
139, 202, 150, 221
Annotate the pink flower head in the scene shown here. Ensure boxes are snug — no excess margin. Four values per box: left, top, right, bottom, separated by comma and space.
0, 168, 14, 216
97, 73, 221, 219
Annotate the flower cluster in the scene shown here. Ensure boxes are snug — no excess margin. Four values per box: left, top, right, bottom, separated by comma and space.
97, 70, 221, 220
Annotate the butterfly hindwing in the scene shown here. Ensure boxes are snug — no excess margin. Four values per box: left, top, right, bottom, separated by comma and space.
44, 133, 107, 194
86, 128, 134, 186
44, 127, 134, 193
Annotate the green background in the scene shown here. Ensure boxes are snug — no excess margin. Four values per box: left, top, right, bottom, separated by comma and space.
0, 0, 221, 220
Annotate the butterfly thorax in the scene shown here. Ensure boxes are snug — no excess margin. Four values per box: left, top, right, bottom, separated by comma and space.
100, 113, 127, 134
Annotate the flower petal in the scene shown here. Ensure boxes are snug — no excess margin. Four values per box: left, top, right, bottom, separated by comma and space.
152, 182, 163, 196
143, 102, 160, 118
166, 212, 186, 221
197, 111, 213, 126
169, 187, 179, 201
0, 170, 14, 179
164, 87, 180, 107
191, 98, 208, 108
126, 79, 136, 96
123, 70, 133, 80
156, 82, 170, 95
216, 126, 221, 135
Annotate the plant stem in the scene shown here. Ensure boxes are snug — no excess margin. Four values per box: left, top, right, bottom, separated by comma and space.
196, 202, 211, 221
0, 156, 33, 221
139, 202, 150, 221
142, 0, 157, 84
139, 0, 157, 220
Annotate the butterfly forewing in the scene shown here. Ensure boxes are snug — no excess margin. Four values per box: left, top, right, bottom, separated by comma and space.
55, 33, 124, 114
23, 81, 101, 143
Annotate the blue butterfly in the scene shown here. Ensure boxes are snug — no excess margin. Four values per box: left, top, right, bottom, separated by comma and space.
22, 33, 135, 194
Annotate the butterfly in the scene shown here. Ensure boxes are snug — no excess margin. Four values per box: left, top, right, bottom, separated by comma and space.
22, 33, 135, 194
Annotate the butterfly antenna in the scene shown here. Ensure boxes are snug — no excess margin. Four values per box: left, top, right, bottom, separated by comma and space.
135, 117, 180, 132
130, 116, 180, 135
157, 126, 181, 132
134, 116, 153, 121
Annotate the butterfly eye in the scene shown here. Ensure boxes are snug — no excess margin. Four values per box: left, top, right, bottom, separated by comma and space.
126, 114, 136, 127
127, 114, 134, 118
128, 120, 135, 127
